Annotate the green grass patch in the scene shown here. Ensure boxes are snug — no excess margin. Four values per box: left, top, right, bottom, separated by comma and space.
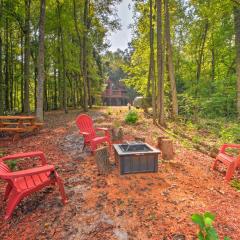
231, 179, 240, 191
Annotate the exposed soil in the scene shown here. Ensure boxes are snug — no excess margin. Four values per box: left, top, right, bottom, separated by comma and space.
0, 107, 240, 240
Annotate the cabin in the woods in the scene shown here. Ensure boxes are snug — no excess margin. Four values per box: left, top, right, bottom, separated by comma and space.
102, 79, 129, 106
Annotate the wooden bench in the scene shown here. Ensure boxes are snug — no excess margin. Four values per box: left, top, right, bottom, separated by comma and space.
0, 122, 43, 128
0, 116, 43, 141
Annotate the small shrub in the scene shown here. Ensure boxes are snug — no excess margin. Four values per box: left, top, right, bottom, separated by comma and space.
125, 111, 138, 124
6, 160, 17, 171
191, 212, 230, 240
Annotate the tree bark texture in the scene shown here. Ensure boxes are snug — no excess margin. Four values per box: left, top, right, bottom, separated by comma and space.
156, 0, 165, 125
36, 0, 46, 121
82, 0, 89, 112
149, 0, 157, 123
164, 0, 178, 118
0, 1, 3, 114
57, 0, 68, 114
23, 0, 31, 114
234, 6, 240, 119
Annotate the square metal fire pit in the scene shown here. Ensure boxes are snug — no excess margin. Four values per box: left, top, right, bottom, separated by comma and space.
113, 141, 160, 175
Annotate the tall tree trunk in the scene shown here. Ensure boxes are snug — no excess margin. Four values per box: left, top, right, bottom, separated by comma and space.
34, 61, 37, 110
4, 9, 9, 112
10, 32, 14, 111
149, 0, 156, 123
86, 3, 92, 108
44, 77, 48, 111
36, 0, 46, 121
21, 32, 24, 112
211, 43, 215, 93
61, 35, 67, 113
82, 0, 89, 112
57, 0, 67, 113
87, 72, 92, 108
73, 0, 83, 109
156, 0, 165, 125
54, 66, 58, 109
196, 22, 208, 98
234, 6, 240, 119
23, 0, 31, 114
57, 28, 62, 109
0, 1, 4, 114
164, 0, 178, 118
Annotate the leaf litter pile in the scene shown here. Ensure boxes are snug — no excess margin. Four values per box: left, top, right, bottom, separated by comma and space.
0, 108, 240, 240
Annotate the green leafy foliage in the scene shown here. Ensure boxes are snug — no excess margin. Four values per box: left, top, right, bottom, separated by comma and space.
220, 124, 240, 143
6, 160, 17, 171
123, 0, 239, 120
125, 111, 138, 124
191, 212, 230, 240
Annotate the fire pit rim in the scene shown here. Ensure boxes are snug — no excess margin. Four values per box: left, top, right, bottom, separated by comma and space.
113, 142, 160, 156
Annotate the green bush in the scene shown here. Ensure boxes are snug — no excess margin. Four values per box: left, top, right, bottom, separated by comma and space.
125, 111, 138, 124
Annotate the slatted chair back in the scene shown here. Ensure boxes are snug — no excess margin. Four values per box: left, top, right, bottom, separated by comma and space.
76, 114, 96, 143
0, 162, 11, 178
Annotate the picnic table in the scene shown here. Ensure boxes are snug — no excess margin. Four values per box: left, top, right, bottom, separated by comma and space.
0, 115, 43, 141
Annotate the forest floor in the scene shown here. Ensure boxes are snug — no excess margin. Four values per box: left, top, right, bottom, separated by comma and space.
0, 107, 240, 240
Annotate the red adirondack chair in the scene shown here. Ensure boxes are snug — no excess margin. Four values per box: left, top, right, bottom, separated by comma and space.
0, 151, 67, 220
76, 114, 111, 151
212, 144, 240, 181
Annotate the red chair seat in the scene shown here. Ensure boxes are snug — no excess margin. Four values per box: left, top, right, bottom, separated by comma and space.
14, 172, 51, 191
217, 153, 236, 164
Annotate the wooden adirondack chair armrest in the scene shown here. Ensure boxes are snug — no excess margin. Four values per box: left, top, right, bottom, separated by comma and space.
220, 144, 240, 153
4, 165, 55, 179
95, 127, 111, 138
0, 151, 47, 165
79, 131, 90, 136
95, 127, 109, 132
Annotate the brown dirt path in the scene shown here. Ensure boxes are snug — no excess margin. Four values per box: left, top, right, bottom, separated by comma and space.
0, 108, 239, 240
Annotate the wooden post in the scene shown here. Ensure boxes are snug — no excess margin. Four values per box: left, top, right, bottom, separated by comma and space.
112, 127, 123, 141
111, 128, 117, 141
157, 136, 169, 150
94, 146, 111, 174
118, 127, 123, 141
210, 147, 219, 158
161, 139, 174, 160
